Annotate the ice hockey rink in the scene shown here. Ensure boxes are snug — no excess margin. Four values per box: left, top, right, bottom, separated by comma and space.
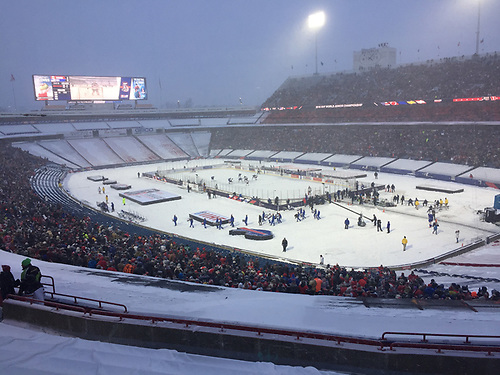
64, 158, 499, 269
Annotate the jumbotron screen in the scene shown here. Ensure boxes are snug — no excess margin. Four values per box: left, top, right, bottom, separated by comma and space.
32, 75, 147, 101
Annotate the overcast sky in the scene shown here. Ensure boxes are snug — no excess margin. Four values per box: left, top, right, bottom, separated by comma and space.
1, 0, 499, 111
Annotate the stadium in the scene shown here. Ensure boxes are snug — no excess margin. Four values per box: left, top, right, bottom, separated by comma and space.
2, 5, 500, 374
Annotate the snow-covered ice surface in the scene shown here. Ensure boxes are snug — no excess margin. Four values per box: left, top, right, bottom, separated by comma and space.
1, 159, 500, 375
65, 160, 498, 268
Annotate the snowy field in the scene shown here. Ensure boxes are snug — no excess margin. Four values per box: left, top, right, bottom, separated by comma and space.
1, 246, 500, 375
65, 160, 499, 268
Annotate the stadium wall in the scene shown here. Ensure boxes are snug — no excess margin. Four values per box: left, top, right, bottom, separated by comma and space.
4, 300, 500, 375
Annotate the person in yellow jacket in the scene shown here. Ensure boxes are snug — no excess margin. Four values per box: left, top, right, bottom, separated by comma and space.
402, 236, 408, 251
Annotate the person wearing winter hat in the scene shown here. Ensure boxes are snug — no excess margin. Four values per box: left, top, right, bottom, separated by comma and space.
19, 258, 44, 302
0, 265, 17, 305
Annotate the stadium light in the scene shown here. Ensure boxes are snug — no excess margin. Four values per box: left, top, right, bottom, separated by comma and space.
475, 0, 481, 55
308, 11, 325, 75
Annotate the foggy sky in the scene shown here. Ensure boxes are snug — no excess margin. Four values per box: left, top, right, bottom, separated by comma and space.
1, 0, 499, 112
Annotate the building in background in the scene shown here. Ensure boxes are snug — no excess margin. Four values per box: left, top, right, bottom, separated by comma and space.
353, 43, 397, 71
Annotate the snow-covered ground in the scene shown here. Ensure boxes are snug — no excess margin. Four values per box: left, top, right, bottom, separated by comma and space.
1, 244, 500, 375
0, 318, 338, 375
1, 160, 500, 374
65, 160, 498, 268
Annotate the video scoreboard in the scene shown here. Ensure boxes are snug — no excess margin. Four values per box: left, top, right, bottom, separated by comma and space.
33, 75, 147, 102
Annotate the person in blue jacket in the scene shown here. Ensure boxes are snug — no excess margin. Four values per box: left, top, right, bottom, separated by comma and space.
344, 218, 350, 229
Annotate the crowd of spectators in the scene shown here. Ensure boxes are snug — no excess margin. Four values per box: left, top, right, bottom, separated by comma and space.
1, 143, 498, 301
211, 124, 500, 168
260, 53, 500, 124
263, 101, 500, 124
262, 53, 500, 108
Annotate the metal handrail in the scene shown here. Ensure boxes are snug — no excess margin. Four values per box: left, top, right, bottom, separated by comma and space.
37, 275, 127, 312
55, 308, 500, 356
7, 294, 500, 356
44, 291, 128, 313
389, 341, 500, 356
6, 294, 86, 314
41, 275, 56, 294
73, 307, 385, 348
381, 331, 500, 345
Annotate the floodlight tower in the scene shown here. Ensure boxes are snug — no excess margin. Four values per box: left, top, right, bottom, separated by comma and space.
475, 0, 481, 55
308, 11, 325, 75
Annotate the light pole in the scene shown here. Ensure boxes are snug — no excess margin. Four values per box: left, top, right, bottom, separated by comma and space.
308, 11, 325, 75
475, 0, 481, 55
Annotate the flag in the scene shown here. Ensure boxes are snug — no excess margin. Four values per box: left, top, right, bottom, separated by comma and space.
10, 74, 15, 82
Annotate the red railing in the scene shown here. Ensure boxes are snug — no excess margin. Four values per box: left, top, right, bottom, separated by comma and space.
7, 294, 500, 357
41, 275, 56, 293
44, 291, 128, 313
39, 274, 127, 312
388, 341, 500, 356
7, 294, 87, 314
381, 331, 500, 345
